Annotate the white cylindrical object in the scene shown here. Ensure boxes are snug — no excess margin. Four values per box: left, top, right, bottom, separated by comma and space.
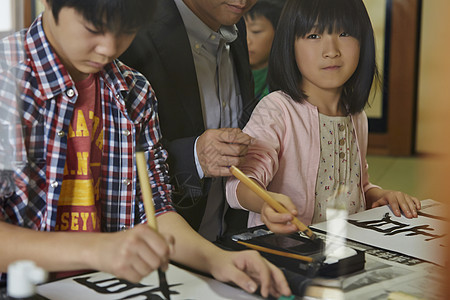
7, 260, 48, 298
325, 208, 348, 257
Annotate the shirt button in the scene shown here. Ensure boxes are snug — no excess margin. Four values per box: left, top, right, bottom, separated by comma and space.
122, 129, 131, 136
339, 152, 345, 159
222, 101, 227, 108
210, 35, 216, 40
57, 131, 65, 137
195, 43, 201, 49
115, 94, 120, 99
50, 181, 59, 188
122, 178, 131, 186
339, 139, 345, 146
339, 125, 345, 131
66, 88, 75, 98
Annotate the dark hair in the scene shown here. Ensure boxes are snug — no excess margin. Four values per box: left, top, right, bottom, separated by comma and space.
267, 0, 379, 114
46, 0, 155, 33
245, 0, 286, 29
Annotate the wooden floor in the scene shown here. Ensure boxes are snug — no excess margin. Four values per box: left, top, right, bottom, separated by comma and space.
366, 154, 445, 202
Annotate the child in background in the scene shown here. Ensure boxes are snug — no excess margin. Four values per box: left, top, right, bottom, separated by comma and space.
227, 0, 421, 234
245, 0, 286, 100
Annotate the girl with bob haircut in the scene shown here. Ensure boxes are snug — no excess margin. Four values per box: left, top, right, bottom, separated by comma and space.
226, 0, 421, 233
268, 0, 377, 114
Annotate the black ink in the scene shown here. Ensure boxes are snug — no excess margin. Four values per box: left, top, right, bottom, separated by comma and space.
417, 211, 448, 222
74, 275, 182, 299
347, 213, 446, 241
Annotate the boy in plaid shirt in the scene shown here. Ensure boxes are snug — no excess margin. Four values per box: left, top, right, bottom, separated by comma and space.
0, 1, 290, 298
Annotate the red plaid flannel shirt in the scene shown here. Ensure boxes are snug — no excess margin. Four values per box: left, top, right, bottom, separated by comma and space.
0, 15, 175, 232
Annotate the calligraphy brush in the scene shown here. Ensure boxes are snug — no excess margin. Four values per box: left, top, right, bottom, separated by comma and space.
136, 151, 171, 300
230, 165, 317, 240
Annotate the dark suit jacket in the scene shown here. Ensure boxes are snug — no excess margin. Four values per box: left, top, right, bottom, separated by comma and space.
120, 0, 256, 234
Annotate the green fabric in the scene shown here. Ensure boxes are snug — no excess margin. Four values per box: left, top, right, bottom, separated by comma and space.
252, 67, 270, 100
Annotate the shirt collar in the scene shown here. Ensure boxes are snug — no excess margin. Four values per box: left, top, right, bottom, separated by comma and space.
174, 0, 238, 55
24, 14, 73, 101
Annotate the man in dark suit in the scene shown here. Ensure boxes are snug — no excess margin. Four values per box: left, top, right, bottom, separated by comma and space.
121, 0, 258, 241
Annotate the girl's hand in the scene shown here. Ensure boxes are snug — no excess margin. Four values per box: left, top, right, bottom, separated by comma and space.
370, 189, 421, 218
261, 192, 299, 234
208, 249, 291, 299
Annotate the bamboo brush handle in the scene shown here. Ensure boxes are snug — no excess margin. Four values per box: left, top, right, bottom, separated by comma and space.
230, 165, 316, 239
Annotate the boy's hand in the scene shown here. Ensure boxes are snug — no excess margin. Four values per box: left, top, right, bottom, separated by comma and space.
370, 190, 421, 218
196, 128, 252, 177
209, 249, 292, 299
261, 191, 299, 234
92, 224, 174, 283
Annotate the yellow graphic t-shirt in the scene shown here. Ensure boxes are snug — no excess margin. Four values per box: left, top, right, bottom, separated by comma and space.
55, 74, 103, 232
